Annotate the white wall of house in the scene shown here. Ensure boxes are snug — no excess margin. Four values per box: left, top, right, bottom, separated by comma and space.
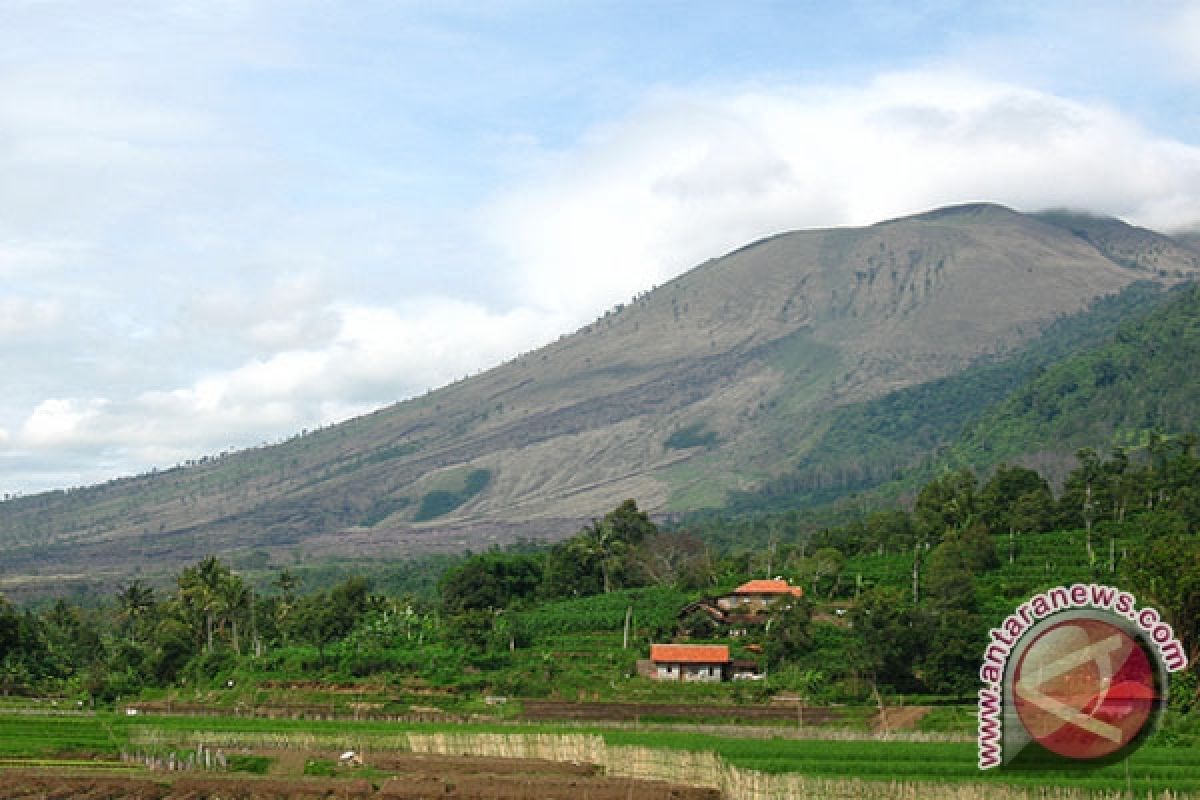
654, 662, 724, 682
717, 594, 777, 612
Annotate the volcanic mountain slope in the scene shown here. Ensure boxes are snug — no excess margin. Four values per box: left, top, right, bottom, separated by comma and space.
954, 279, 1200, 465
2, 203, 1197, 595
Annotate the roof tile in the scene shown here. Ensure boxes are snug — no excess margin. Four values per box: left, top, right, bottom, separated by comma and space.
650, 644, 730, 663
733, 579, 803, 596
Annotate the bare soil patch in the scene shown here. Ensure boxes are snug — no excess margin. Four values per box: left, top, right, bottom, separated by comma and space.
0, 752, 717, 800
367, 753, 601, 776
871, 705, 932, 732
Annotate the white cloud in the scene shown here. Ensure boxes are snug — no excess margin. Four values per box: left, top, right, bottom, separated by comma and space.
486, 71, 1200, 320
21, 398, 108, 447
7, 48, 1200, 496
9, 297, 561, 479
179, 274, 341, 353
0, 297, 63, 338
329, 300, 556, 393
0, 241, 88, 278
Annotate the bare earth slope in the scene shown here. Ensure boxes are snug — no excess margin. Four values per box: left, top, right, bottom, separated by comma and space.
2, 204, 1197, 596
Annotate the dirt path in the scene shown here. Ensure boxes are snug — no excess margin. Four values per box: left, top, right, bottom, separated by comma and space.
871, 705, 932, 732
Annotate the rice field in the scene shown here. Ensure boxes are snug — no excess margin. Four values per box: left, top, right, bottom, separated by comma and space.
1, 711, 1197, 799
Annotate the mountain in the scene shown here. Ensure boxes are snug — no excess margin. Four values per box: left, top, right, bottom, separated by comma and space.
725, 279, 1182, 512
2, 203, 1197, 599
954, 280, 1200, 465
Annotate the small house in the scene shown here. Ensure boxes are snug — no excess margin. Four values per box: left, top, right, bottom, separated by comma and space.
715, 579, 804, 615
649, 644, 730, 682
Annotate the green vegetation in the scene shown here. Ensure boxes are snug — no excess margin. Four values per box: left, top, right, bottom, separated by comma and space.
1, 440, 1199, 800
414, 468, 492, 521
359, 496, 411, 527
664, 423, 719, 451
957, 282, 1200, 463
729, 280, 1178, 511
226, 753, 272, 773
0, 713, 129, 757
302, 757, 338, 776
1, 713, 1199, 794
3, 444, 1199, 713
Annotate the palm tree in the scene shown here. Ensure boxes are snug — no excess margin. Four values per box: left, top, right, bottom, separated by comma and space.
179, 556, 229, 652
116, 580, 156, 644
575, 519, 634, 594
274, 569, 298, 646
570, 500, 657, 593
219, 574, 250, 656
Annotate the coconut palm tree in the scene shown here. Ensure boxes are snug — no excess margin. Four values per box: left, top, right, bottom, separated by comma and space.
116, 580, 156, 644
178, 556, 229, 653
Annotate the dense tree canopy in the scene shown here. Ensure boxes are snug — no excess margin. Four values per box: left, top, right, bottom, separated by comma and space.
439, 553, 544, 614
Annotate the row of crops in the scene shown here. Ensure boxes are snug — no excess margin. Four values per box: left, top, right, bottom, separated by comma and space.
605, 730, 1200, 793
843, 527, 1144, 600
3, 711, 1199, 794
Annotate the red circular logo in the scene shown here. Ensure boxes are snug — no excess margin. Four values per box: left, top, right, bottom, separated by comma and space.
1013, 618, 1157, 760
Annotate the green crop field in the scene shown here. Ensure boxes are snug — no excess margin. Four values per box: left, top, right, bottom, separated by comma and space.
3, 711, 1199, 796
604, 730, 1200, 793
0, 713, 129, 757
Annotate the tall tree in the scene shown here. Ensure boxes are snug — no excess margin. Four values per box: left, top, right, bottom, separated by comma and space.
220, 574, 250, 656
850, 588, 923, 694
116, 580, 156, 645
571, 499, 657, 593
1121, 510, 1200, 674
765, 596, 814, 667
273, 568, 298, 645
913, 468, 978, 541
632, 531, 711, 589
912, 468, 977, 601
178, 556, 234, 652
439, 553, 543, 614
980, 465, 1051, 541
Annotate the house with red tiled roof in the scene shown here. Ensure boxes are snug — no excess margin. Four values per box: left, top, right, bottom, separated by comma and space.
677, 579, 806, 636
715, 579, 804, 615
649, 643, 730, 682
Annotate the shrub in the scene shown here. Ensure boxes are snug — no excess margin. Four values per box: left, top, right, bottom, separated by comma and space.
227, 754, 272, 774
303, 758, 338, 776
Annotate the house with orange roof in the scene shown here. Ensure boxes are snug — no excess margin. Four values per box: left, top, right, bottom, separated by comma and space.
715, 578, 804, 615
677, 578, 805, 636
649, 643, 730, 682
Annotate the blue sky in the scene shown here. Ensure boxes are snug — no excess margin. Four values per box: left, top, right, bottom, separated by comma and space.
2, 1, 1199, 495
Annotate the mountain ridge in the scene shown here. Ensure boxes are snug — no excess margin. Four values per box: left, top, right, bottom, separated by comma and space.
2, 203, 1196, 598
